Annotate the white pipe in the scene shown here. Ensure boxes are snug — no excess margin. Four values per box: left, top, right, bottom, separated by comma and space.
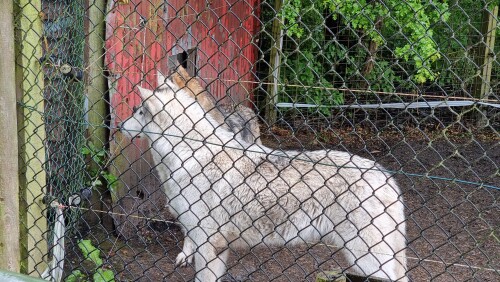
276, 100, 500, 109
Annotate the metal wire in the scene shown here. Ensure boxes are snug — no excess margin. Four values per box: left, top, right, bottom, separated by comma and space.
14, 0, 500, 281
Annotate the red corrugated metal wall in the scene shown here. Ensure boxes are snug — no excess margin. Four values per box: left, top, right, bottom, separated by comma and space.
106, 0, 260, 130
104, 0, 260, 237
162, 0, 260, 104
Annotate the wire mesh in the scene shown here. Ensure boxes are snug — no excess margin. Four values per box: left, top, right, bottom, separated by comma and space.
13, 0, 499, 281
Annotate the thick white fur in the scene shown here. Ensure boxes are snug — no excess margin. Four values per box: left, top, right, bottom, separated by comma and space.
120, 76, 407, 282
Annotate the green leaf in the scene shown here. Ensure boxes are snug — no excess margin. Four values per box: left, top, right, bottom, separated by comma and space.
88, 141, 96, 151
78, 239, 103, 267
81, 147, 91, 155
103, 173, 119, 189
65, 270, 86, 282
93, 268, 115, 282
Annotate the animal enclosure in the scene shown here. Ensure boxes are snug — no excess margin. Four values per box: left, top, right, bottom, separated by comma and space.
5, 0, 499, 281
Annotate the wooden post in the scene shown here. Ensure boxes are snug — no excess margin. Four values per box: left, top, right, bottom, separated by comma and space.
15, 0, 47, 275
84, 0, 108, 226
0, 0, 20, 272
472, 6, 498, 126
265, 0, 284, 126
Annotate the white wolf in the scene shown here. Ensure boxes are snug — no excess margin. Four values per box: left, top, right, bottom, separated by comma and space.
119, 75, 407, 282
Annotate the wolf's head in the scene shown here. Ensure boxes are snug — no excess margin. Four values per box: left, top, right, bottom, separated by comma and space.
119, 72, 189, 140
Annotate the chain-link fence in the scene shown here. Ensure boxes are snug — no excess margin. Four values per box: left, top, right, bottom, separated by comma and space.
12, 0, 499, 281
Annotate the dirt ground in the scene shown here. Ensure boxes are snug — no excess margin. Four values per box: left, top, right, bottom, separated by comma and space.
64, 126, 499, 282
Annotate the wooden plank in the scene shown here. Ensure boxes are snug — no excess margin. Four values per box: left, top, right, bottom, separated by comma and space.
84, 0, 108, 226
0, 0, 20, 272
15, 0, 47, 275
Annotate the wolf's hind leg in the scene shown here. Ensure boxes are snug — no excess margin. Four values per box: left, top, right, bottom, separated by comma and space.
337, 224, 407, 281
175, 236, 195, 267
194, 238, 229, 282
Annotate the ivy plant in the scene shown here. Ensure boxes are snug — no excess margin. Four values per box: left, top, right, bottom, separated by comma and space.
65, 240, 115, 282
81, 141, 118, 196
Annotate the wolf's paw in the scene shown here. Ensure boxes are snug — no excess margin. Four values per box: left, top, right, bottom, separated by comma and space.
175, 252, 193, 267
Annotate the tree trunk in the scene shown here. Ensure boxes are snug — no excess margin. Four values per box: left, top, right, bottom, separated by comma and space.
359, 16, 384, 90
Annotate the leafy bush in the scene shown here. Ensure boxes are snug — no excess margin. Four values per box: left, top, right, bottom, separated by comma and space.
281, 0, 449, 83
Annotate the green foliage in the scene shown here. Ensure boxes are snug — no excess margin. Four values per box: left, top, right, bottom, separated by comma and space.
282, 47, 344, 115
64, 240, 115, 282
93, 269, 115, 282
282, 0, 305, 37
65, 270, 87, 282
432, 0, 483, 88
281, 0, 449, 84
78, 240, 103, 267
264, 1, 497, 119
279, 3, 344, 116
346, 59, 401, 93
81, 141, 118, 194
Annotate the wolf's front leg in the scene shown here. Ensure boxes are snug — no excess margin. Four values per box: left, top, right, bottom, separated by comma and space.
175, 236, 195, 267
194, 242, 229, 282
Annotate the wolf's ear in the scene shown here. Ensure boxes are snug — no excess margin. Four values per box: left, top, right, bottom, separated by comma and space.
137, 86, 154, 100
157, 71, 166, 87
